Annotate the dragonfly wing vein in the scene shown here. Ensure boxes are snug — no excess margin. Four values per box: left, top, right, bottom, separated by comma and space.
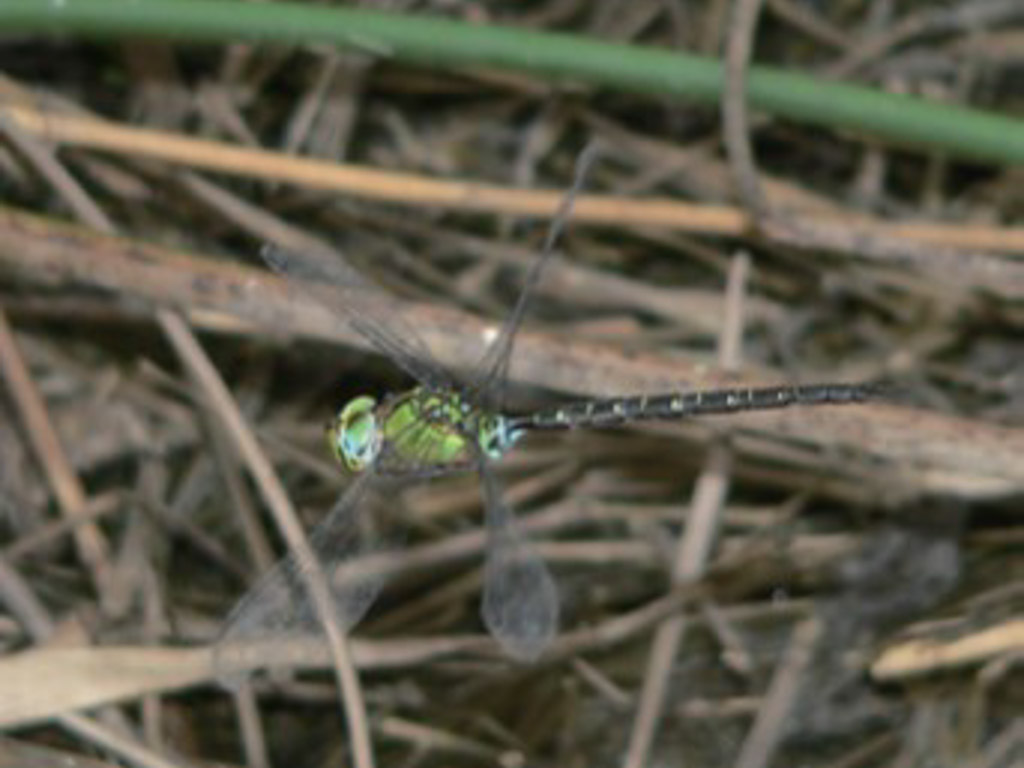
467, 145, 596, 408
212, 471, 399, 688
476, 453, 558, 661
262, 245, 452, 390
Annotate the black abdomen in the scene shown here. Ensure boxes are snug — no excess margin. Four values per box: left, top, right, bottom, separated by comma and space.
511, 382, 884, 432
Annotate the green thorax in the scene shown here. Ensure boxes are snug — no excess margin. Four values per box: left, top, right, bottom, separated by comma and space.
328, 387, 518, 474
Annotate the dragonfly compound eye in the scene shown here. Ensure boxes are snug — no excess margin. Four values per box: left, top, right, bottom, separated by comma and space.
331, 395, 381, 472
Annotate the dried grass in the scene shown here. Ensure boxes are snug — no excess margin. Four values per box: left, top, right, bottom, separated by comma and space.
0, 3, 1022, 767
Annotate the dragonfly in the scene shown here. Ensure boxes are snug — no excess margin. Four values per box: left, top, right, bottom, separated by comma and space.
213, 150, 882, 682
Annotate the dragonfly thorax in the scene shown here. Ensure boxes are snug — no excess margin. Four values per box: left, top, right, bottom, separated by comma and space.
328, 388, 521, 474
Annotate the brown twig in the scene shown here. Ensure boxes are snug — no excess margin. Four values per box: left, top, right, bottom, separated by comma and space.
1, 206, 1022, 498
2, 100, 1024, 264
0, 556, 192, 768
871, 617, 1024, 682
0, 312, 112, 595
1, 9, 1019, 765
0, 96, 375, 768
722, 0, 769, 218
158, 312, 376, 768
733, 617, 822, 768
623, 252, 747, 767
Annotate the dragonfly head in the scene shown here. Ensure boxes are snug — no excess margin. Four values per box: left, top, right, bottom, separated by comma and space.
328, 395, 381, 473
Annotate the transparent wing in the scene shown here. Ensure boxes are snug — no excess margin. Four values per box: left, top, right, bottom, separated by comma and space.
476, 454, 559, 661
468, 145, 596, 409
262, 245, 452, 391
212, 470, 401, 688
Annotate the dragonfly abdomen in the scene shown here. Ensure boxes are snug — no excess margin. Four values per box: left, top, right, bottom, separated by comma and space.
510, 382, 884, 432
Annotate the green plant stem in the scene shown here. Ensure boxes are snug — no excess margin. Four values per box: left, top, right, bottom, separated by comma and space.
2, 0, 1022, 165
